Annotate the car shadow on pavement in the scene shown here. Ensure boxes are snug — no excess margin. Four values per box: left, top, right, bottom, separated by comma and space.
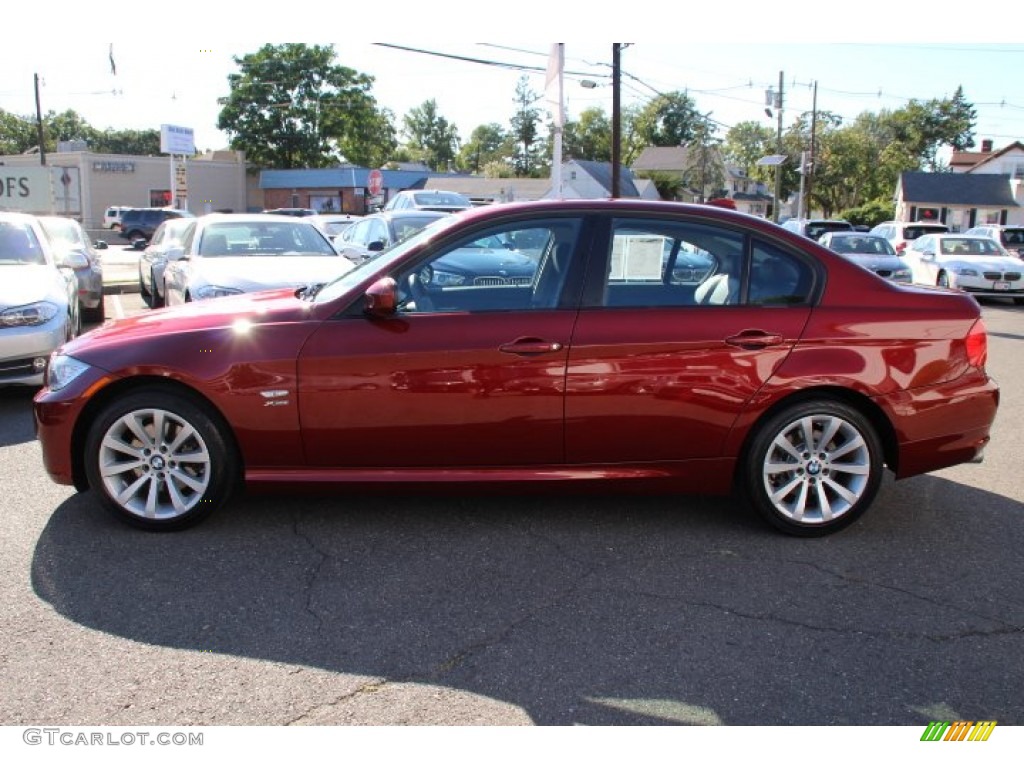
30, 476, 1024, 726
0, 387, 39, 448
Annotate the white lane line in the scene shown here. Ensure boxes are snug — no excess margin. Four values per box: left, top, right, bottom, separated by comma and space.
111, 294, 125, 319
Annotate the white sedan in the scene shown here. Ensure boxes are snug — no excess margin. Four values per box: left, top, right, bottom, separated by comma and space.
903, 233, 1024, 304
0, 212, 80, 386
162, 214, 355, 305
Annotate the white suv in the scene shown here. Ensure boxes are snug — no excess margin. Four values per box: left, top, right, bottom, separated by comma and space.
102, 206, 132, 231
964, 224, 1024, 258
383, 190, 471, 213
870, 221, 949, 254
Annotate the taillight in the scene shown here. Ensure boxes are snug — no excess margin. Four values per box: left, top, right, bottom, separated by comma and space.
965, 318, 988, 369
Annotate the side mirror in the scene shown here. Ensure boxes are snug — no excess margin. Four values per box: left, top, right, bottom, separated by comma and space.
94, 240, 109, 250
132, 238, 147, 250
56, 252, 89, 269
164, 245, 186, 261
367, 240, 386, 252
364, 277, 398, 317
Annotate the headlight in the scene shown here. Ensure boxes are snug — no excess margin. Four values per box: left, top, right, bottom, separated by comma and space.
0, 301, 60, 328
953, 267, 978, 277
193, 285, 244, 300
431, 270, 466, 286
46, 354, 91, 392
892, 269, 912, 281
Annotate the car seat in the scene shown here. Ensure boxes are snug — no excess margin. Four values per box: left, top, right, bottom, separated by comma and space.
694, 273, 733, 305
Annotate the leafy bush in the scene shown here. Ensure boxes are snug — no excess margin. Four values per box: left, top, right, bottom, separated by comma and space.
839, 200, 895, 229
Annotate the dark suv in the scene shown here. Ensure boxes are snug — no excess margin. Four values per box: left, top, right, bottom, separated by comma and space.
119, 208, 194, 243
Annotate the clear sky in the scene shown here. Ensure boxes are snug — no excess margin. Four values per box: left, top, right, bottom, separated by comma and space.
3, 2, 1022, 157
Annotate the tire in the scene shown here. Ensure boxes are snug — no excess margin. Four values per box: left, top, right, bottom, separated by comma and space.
937, 272, 950, 288
126, 229, 144, 242
82, 298, 105, 324
83, 389, 239, 531
138, 266, 152, 300
150, 269, 165, 308
741, 399, 884, 537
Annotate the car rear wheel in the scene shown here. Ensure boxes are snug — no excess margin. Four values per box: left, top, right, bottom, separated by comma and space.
82, 298, 104, 324
149, 269, 165, 308
83, 389, 239, 531
937, 272, 951, 288
741, 399, 883, 537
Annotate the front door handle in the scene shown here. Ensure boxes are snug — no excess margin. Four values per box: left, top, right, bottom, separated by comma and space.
725, 330, 785, 349
499, 338, 564, 355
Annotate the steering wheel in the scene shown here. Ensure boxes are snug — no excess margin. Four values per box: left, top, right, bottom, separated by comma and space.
403, 267, 435, 313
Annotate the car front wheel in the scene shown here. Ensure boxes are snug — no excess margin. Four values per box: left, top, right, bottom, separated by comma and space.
741, 399, 884, 536
83, 389, 239, 531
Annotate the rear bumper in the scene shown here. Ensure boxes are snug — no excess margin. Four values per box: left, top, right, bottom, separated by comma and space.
877, 371, 999, 478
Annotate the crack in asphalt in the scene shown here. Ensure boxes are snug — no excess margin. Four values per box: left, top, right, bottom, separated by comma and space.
285, 677, 390, 725
600, 586, 1024, 642
290, 512, 329, 633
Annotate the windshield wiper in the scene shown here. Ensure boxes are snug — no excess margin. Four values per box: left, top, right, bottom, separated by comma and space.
298, 282, 325, 301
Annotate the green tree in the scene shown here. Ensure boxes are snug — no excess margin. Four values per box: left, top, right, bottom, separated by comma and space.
563, 107, 612, 161
457, 123, 509, 173
216, 43, 395, 169
91, 128, 161, 155
402, 99, 460, 172
883, 88, 977, 171
0, 109, 40, 154
723, 121, 776, 180
629, 91, 705, 152
683, 119, 724, 203
509, 76, 543, 177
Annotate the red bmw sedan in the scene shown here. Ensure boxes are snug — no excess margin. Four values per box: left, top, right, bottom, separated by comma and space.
33, 200, 999, 536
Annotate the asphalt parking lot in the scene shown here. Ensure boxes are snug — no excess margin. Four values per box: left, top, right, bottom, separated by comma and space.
1, 255, 1022, 726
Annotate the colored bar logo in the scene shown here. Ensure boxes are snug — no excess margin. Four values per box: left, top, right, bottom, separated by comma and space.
921, 721, 996, 742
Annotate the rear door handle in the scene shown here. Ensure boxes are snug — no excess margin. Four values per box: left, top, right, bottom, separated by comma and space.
725, 331, 785, 349
499, 338, 564, 355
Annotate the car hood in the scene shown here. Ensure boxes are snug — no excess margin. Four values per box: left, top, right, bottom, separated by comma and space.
188, 255, 354, 290
61, 288, 315, 361
936, 255, 1023, 271
0, 265, 67, 306
436, 247, 535, 275
841, 253, 909, 270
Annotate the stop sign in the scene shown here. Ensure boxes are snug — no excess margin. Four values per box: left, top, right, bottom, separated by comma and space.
367, 169, 383, 196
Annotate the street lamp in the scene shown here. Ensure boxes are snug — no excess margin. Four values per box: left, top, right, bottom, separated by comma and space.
757, 154, 787, 221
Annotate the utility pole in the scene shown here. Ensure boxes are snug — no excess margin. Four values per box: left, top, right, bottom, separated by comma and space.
611, 44, 622, 199
805, 80, 818, 219
34, 73, 46, 166
772, 71, 783, 222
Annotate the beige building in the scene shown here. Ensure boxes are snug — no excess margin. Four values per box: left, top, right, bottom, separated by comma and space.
0, 149, 250, 230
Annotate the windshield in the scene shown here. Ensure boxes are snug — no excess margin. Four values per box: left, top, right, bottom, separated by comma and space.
414, 192, 470, 208
1001, 228, 1024, 246
939, 237, 1008, 257
40, 218, 86, 248
829, 236, 896, 256
806, 222, 851, 240
0, 221, 46, 265
313, 217, 451, 304
197, 221, 337, 257
903, 224, 946, 240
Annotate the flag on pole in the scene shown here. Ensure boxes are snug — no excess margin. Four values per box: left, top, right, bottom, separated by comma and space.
545, 43, 564, 128
109, 44, 116, 76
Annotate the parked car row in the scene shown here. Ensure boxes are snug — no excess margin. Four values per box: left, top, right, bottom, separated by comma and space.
118, 207, 195, 245
32, 200, 999, 540
136, 212, 356, 307
0, 212, 101, 386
